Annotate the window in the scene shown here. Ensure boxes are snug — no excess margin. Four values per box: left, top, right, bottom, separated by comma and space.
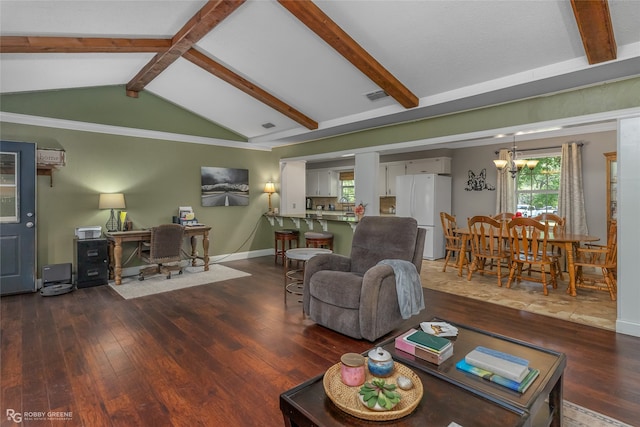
339, 171, 355, 203
515, 154, 561, 217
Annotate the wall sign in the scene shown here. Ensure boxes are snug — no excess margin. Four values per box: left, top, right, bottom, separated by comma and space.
465, 169, 495, 191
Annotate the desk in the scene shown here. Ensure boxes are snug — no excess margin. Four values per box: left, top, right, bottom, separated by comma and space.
455, 228, 599, 296
104, 225, 211, 285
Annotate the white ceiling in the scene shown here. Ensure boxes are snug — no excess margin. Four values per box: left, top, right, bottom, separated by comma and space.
1, 0, 639, 150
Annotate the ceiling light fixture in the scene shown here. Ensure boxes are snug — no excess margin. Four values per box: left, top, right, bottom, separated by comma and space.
493, 136, 538, 179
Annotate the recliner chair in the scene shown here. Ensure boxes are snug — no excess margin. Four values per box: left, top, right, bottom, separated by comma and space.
303, 216, 426, 341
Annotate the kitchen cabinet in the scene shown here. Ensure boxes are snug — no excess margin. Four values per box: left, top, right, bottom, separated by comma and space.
405, 157, 451, 175
306, 169, 338, 196
378, 162, 406, 196
604, 152, 617, 229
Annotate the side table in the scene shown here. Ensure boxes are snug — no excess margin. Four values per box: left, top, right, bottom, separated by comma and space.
284, 248, 332, 305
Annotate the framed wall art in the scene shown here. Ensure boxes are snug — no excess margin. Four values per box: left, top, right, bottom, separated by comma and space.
201, 167, 249, 206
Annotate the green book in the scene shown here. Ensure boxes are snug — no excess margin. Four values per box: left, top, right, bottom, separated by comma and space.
405, 330, 451, 352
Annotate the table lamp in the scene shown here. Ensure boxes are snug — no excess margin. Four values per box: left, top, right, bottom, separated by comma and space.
99, 193, 126, 232
264, 182, 276, 212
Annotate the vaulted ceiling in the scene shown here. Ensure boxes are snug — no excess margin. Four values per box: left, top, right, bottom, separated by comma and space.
1, 0, 639, 150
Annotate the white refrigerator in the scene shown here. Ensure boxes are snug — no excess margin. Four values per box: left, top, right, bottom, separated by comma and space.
395, 174, 452, 260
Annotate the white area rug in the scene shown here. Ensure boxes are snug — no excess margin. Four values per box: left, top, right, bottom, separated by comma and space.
564, 401, 633, 427
108, 264, 251, 299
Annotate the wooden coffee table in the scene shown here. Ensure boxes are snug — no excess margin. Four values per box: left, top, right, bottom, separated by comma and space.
280, 319, 566, 427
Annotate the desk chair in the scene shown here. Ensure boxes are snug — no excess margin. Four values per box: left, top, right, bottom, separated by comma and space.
137, 224, 185, 280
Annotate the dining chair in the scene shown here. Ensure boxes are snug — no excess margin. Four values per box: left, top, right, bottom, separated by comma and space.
440, 212, 470, 274
533, 213, 566, 281
574, 220, 617, 300
467, 216, 510, 287
506, 217, 558, 295
488, 212, 514, 270
492, 212, 514, 223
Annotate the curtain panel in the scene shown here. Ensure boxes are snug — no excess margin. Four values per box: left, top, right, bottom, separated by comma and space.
559, 142, 588, 235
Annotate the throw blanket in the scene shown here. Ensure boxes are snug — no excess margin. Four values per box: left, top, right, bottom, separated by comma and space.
377, 259, 425, 319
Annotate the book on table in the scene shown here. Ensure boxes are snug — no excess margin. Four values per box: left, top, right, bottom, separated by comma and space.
455, 359, 540, 394
404, 329, 452, 353
395, 329, 454, 365
464, 346, 529, 383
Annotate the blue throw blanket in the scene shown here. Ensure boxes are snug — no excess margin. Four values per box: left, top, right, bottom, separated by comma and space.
377, 259, 425, 319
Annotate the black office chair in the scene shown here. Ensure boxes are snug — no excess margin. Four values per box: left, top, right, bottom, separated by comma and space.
137, 224, 185, 280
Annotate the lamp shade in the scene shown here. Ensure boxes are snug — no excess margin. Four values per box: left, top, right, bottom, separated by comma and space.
263, 182, 276, 194
493, 159, 508, 169
99, 193, 126, 209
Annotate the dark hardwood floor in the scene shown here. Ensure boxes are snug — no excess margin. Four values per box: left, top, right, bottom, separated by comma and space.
2, 256, 639, 426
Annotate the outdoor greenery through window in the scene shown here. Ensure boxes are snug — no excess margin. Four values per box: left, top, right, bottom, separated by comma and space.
339, 171, 355, 203
515, 154, 561, 217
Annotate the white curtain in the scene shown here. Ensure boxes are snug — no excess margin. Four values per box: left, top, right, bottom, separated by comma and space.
495, 149, 516, 214
559, 142, 588, 234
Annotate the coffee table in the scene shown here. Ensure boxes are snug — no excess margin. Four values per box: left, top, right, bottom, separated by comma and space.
280, 319, 566, 427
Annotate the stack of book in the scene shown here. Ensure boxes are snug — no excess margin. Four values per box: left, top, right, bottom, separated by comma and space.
394, 329, 454, 365
455, 346, 540, 393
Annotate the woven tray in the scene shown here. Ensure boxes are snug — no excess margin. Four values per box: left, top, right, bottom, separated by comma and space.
323, 359, 423, 421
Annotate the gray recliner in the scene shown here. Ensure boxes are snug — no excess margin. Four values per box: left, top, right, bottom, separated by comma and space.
303, 216, 426, 341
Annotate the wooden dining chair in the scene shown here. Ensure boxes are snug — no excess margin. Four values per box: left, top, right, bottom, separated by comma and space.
574, 220, 617, 300
533, 213, 566, 281
440, 212, 470, 273
506, 218, 558, 295
492, 212, 514, 222
467, 216, 510, 287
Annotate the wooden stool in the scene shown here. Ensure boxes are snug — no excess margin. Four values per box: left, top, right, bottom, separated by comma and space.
275, 229, 300, 265
305, 231, 334, 251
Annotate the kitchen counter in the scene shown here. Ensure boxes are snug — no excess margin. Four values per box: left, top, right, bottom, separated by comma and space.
264, 212, 359, 232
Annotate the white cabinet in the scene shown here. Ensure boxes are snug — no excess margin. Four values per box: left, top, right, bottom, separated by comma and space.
306, 169, 338, 196
378, 162, 406, 196
405, 157, 451, 175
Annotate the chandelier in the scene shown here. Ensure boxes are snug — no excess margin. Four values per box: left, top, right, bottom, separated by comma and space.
493, 136, 539, 179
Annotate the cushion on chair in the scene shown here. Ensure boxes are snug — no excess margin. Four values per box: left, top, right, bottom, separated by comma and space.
308, 270, 363, 309
350, 217, 418, 274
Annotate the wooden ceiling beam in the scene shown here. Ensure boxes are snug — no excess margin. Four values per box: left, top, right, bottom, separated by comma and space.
278, 0, 418, 109
183, 49, 318, 130
0, 36, 170, 53
126, 0, 246, 95
570, 0, 617, 64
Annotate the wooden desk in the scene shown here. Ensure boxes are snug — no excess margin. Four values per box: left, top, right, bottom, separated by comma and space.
104, 225, 211, 285
455, 228, 599, 296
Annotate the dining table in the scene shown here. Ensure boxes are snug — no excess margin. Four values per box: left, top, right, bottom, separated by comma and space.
454, 227, 600, 297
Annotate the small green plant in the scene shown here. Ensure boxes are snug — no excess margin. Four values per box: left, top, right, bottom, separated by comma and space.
359, 378, 401, 410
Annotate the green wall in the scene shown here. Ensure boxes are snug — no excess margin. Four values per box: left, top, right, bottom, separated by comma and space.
0, 122, 279, 274
1, 85, 246, 141
273, 77, 640, 159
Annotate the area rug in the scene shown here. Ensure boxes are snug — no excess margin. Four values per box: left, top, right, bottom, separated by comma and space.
419, 259, 616, 331
563, 400, 633, 427
108, 264, 251, 299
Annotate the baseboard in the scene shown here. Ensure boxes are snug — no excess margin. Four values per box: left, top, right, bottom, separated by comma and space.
616, 319, 640, 337
118, 249, 273, 278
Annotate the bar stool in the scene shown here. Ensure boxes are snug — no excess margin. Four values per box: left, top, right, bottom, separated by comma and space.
284, 247, 332, 305
274, 229, 300, 265
304, 231, 334, 250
